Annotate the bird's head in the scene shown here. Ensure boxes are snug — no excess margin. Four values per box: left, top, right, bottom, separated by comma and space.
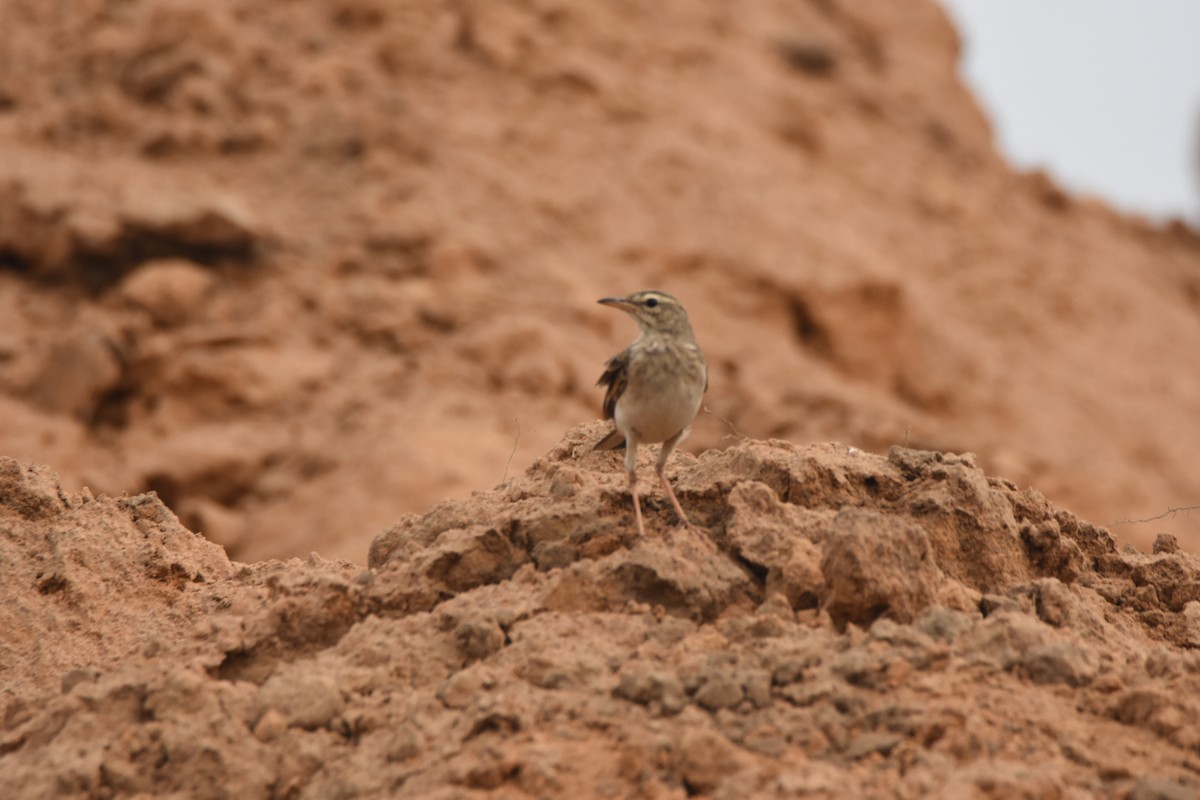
598, 290, 693, 337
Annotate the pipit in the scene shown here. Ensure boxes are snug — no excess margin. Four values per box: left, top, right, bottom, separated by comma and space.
594, 290, 708, 536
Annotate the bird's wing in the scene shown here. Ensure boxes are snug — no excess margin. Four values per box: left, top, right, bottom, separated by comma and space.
594, 348, 630, 451
597, 347, 630, 421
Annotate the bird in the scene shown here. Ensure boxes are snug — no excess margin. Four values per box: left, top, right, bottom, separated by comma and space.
594, 290, 708, 536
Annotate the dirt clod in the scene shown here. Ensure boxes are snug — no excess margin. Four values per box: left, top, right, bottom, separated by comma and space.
4, 430, 1200, 796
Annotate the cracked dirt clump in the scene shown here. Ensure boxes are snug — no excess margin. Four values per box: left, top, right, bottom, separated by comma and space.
3, 425, 1200, 798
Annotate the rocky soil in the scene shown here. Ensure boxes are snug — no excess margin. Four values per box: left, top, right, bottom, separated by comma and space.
3, 428, 1200, 798
2, 0, 1200, 796
0, 0, 1198, 563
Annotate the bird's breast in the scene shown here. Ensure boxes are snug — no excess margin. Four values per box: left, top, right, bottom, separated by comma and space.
614, 343, 707, 445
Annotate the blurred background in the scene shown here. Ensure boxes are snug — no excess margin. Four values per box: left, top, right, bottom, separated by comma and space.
0, 0, 1197, 563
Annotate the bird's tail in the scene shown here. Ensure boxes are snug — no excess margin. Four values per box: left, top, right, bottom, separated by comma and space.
593, 427, 627, 451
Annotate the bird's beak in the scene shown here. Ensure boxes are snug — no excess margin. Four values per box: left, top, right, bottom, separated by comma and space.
598, 297, 637, 313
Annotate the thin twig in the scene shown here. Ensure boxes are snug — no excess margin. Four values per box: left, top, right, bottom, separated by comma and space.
703, 404, 748, 442
502, 418, 521, 483
1108, 504, 1200, 528
904, 426, 910, 448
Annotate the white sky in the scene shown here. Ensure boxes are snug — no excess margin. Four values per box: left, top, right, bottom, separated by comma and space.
938, 0, 1200, 223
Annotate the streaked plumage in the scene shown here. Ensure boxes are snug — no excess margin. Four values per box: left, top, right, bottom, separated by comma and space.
594, 290, 707, 535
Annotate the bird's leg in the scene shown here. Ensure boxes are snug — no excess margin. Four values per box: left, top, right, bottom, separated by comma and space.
629, 469, 646, 537
656, 429, 693, 528
624, 438, 646, 537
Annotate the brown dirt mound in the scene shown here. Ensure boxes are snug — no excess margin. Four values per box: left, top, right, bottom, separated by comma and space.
1, 0, 1199, 565
3, 429, 1199, 798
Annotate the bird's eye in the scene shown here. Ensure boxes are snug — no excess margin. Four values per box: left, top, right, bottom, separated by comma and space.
645, 297, 659, 308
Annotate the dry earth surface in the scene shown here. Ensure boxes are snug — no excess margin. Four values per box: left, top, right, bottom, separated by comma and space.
0, 0, 1198, 562
3, 429, 1200, 798
2, 0, 1200, 797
